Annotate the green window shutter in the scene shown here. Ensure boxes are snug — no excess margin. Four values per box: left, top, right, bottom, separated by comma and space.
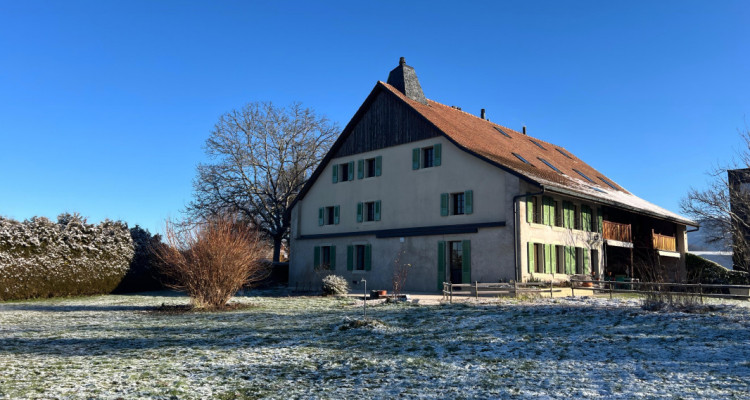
347, 245, 354, 271
583, 248, 590, 275
374, 200, 381, 221
334, 205, 340, 225
314, 246, 320, 268
440, 193, 449, 216
318, 208, 324, 226
542, 196, 554, 226
581, 206, 592, 232
597, 207, 603, 233
330, 246, 336, 270
464, 190, 473, 214
348, 161, 354, 181
544, 244, 551, 273
364, 244, 372, 271
375, 156, 382, 176
565, 246, 575, 274
357, 159, 364, 179
434, 143, 442, 166
332, 164, 338, 183
527, 242, 535, 273
412, 148, 420, 170
461, 240, 471, 283
526, 196, 534, 223
356, 202, 363, 223
563, 201, 573, 228
550, 245, 557, 273
437, 241, 446, 290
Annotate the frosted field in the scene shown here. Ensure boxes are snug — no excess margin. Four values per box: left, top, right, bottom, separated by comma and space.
1, 292, 749, 399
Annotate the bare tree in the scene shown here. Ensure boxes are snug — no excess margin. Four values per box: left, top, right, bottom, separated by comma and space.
186, 102, 338, 261
154, 215, 269, 309
681, 126, 750, 272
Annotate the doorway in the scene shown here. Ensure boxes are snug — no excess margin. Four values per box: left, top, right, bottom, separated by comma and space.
449, 241, 463, 284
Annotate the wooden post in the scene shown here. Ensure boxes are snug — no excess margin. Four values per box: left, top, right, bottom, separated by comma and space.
549, 281, 553, 298
571, 279, 575, 297
449, 283, 453, 304
699, 283, 703, 304
514, 280, 518, 299
609, 283, 613, 300
475, 281, 479, 300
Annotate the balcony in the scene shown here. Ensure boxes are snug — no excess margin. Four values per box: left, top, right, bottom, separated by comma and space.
652, 230, 677, 252
603, 220, 632, 242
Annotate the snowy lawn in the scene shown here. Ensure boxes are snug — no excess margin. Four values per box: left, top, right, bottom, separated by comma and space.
1, 291, 749, 399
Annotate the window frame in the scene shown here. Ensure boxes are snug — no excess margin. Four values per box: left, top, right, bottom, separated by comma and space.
422, 147, 435, 168
340, 162, 351, 182
451, 192, 465, 215
365, 158, 376, 178
355, 244, 366, 271
365, 201, 376, 222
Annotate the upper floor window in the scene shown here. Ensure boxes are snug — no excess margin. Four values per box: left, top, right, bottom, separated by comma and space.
357, 156, 382, 179
441, 190, 473, 216
357, 200, 381, 222
318, 206, 340, 226
332, 161, 354, 183
452, 192, 465, 215
412, 144, 442, 170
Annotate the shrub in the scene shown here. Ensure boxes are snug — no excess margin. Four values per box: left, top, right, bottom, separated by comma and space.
113, 226, 165, 293
686, 253, 750, 285
322, 274, 349, 296
0, 213, 134, 300
154, 216, 269, 309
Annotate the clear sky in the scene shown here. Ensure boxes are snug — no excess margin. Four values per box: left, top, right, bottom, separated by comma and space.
1, 0, 748, 235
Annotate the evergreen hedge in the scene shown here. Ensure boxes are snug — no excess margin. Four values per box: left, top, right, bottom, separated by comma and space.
686, 252, 750, 285
0, 213, 136, 300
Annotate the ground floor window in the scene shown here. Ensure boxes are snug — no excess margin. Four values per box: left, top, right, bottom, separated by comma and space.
347, 244, 371, 271
314, 245, 335, 270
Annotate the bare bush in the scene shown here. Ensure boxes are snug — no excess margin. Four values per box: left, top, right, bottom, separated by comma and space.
391, 249, 411, 297
154, 216, 269, 309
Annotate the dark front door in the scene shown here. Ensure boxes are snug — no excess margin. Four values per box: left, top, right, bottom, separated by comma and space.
449, 241, 463, 284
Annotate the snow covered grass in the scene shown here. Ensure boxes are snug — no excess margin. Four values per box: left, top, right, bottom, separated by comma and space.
1, 292, 749, 399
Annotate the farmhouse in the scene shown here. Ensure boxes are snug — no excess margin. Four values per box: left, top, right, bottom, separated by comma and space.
289, 58, 697, 292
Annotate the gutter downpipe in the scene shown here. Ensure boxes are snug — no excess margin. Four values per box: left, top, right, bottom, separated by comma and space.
513, 186, 545, 282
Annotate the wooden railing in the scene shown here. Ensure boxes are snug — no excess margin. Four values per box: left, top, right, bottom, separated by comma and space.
652, 230, 677, 251
603, 220, 632, 242
442, 282, 562, 302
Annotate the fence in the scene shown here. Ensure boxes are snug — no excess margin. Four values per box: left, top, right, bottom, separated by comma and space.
442, 281, 562, 303
570, 278, 750, 302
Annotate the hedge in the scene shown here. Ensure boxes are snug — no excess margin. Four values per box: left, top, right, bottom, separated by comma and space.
0, 213, 136, 300
686, 252, 750, 285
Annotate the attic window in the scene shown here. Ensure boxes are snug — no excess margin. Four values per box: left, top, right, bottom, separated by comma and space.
556, 148, 573, 159
589, 186, 607, 194
529, 139, 546, 150
512, 152, 533, 165
538, 157, 561, 173
494, 127, 512, 138
598, 176, 617, 190
573, 169, 595, 184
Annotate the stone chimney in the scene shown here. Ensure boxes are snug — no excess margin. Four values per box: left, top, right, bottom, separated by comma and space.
387, 57, 427, 105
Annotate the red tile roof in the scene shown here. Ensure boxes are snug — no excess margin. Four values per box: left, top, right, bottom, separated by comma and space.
378, 81, 696, 226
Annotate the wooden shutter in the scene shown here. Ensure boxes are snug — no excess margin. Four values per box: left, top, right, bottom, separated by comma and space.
528, 242, 535, 273
581, 206, 592, 231
332, 165, 338, 183
583, 248, 590, 274
347, 161, 354, 181
356, 202, 363, 223
364, 244, 372, 271
434, 143, 442, 166
357, 159, 364, 179
563, 201, 573, 228
314, 246, 320, 268
544, 244, 552, 273
437, 241, 446, 290
526, 196, 534, 223
464, 190, 473, 214
334, 206, 340, 225
412, 148, 420, 170
374, 200, 381, 221
330, 246, 336, 270
440, 193, 449, 216
461, 240, 471, 283
551, 245, 558, 273
318, 208, 324, 226
375, 156, 382, 176
565, 246, 575, 274
542, 196, 554, 226
347, 245, 354, 271
597, 207, 603, 233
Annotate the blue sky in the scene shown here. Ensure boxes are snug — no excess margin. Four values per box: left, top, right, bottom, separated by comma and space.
1, 0, 748, 235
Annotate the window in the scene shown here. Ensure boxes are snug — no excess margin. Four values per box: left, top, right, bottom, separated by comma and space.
526, 196, 542, 224
356, 245, 366, 270
538, 157, 561, 173
574, 204, 581, 230
318, 206, 340, 226
357, 201, 381, 222
452, 192, 465, 215
359, 156, 382, 179
556, 245, 565, 273
556, 148, 573, 159
576, 248, 590, 275
598, 176, 617, 190
332, 161, 355, 183
573, 168, 595, 184
533, 243, 543, 273
529, 139, 546, 150
412, 144, 442, 169
347, 244, 371, 271
366, 158, 376, 177
512, 152, 533, 165
494, 126, 512, 138
581, 205, 593, 232
554, 201, 563, 227
340, 162, 351, 181
314, 245, 336, 270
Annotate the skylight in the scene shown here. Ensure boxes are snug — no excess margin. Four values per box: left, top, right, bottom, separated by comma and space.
573, 169, 596, 184
537, 157, 561, 173
556, 148, 573, 159
589, 186, 607, 194
529, 139, 546, 150
512, 152, 533, 165
598, 177, 618, 190
493, 126, 512, 138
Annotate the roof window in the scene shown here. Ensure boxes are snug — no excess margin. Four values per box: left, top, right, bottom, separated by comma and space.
537, 157, 561, 173
555, 148, 573, 159
512, 152, 533, 165
529, 139, 546, 150
573, 169, 595, 184
493, 126, 512, 138
598, 176, 617, 190
589, 186, 607, 194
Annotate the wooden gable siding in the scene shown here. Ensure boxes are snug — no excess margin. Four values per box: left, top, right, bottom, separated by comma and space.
333, 90, 442, 158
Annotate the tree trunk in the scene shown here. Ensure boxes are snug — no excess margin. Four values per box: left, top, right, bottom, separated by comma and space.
272, 237, 282, 263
